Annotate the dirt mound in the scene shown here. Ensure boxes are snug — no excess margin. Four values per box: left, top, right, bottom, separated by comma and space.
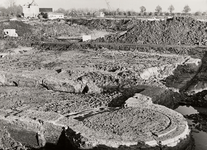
0, 21, 32, 36
67, 18, 131, 31
31, 20, 91, 41
4, 17, 207, 47
0, 21, 33, 47
93, 17, 207, 46
1, 20, 93, 47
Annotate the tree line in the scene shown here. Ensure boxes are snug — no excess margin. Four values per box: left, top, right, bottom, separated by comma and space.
140, 5, 191, 14
0, 3, 206, 17
0, 0, 22, 17
54, 5, 206, 17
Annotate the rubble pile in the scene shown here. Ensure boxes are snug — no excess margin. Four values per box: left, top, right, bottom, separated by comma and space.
31, 21, 92, 41
0, 20, 92, 47
185, 113, 207, 132
0, 21, 33, 47
89, 17, 207, 46
2, 17, 207, 47
0, 21, 32, 36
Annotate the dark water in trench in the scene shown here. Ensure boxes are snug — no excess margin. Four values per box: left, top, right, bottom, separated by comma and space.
175, 106, 207, 150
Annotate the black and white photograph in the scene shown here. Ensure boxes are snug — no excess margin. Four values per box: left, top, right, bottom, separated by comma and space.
0, 0, 207, 149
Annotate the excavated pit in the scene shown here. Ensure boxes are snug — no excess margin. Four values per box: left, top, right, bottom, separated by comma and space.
2, 18, 207, 149
0, 45, 201, 150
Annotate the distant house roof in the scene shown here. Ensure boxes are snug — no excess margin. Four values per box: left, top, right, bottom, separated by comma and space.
39, 8, 53, 13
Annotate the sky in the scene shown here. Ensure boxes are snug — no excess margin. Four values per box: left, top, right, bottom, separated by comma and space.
0, 0, 207, 12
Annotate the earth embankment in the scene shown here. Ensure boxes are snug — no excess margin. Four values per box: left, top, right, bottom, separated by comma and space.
0, 44, 199, 149
69, 17, 207, 46
1, 17, 206, 149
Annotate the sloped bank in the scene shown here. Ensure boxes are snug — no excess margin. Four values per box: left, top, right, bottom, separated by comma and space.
0, 46, 201, 149
174, 51, 207, 107
80, 17, 207, 46
0, 91, 194, 150
64, 94, 193, 150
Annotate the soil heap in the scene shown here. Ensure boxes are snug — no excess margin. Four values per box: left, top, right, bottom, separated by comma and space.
78, 17, 207, 46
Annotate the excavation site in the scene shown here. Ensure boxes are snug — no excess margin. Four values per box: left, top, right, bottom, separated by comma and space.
0, 16, 207, 150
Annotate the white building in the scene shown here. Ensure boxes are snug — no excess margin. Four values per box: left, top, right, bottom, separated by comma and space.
82, 35, 92, 41
47, 12, 64, 20
3, 29, 18, 37
99, 12, 105, 18
94, 11, 105, 18
22, 1, 39, 18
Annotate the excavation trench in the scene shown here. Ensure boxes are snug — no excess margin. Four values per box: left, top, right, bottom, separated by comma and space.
0, 46, 206, 150
0, 99, 193, 150
2, 17, 207, 150
0, 77, 196, 150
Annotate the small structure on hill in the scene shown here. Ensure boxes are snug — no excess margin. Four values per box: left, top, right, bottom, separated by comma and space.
99, 12, 105, 17
82, 35, 92, 41
47, 12, 64, 20
3, 29, 18, 37
9, 17, 18, 21
56, 35, 91, 42
94, 11, 105, 18
22, 0, 39, 18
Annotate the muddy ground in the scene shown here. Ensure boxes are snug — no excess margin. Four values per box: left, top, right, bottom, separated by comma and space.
0, 17, 207, 149
0, 45, 193, 150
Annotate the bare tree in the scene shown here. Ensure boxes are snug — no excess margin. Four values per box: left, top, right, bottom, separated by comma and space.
202, 12, 207, 16
0, 1, 23, 16
183, 5, 191, 13
7, 4, 22, 16
0, 6, 8, 16
155, 5, 162, 13
194, 11, 202, 16
7, 0, 16, 7
168, 5, 175, 13
55, 8, 66, 14
140, 6, 146, 13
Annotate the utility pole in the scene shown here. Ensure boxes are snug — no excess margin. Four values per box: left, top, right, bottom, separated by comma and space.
104, 0, 115, 18
105, 0, 111, 11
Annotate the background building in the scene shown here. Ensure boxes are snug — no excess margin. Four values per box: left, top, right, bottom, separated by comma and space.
22, 1, 39, 18
94, 11, 105, 18
39, 8, 53, 13
99, 12, 105, 17
47, 12, 64, 20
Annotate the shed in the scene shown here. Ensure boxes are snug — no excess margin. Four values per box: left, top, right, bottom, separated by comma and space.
82, 35, 91, 41
3, 29, 18, 37
94, 11, 105, 18
99, 12, 105, 18
47, 12, 64, 20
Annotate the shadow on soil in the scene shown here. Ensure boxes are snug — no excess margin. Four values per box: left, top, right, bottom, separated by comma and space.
31, 127, 163, 150
108, 86, 145, 107
162, 51, 207, 93
31, 128, 78, 150
30, 125, 194, 150
30, 84, 190, 150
